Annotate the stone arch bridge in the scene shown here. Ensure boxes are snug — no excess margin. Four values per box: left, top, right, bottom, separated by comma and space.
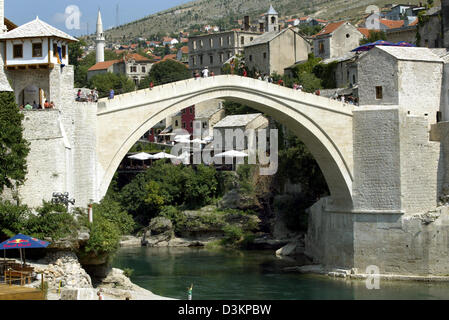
96, 75, 354, 210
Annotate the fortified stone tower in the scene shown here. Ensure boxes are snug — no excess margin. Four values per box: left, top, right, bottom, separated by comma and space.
265, 5, 279, 32
95, 9, 105, 63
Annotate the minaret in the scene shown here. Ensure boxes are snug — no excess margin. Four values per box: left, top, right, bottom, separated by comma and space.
265, 5, 279, 33
95, 9, 105, 63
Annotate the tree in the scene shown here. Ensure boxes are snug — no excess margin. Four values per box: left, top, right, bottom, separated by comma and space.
88, 72, 135, 98
359, 30, 387, 45
141, 59, 190, 87
0, 92, 30, 194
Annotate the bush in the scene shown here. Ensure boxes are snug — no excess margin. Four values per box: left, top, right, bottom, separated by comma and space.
83, 216, 121, 255
222, 225, 244, 244
0, 200, 30, 238
91, 199, 136, 235
123, 268, 134, 278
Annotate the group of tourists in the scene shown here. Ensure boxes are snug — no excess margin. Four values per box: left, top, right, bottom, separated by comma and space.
193, 67, 215, 79
331, 92, 358, 105
76, 89, 99, 102
20, 100, 55, 111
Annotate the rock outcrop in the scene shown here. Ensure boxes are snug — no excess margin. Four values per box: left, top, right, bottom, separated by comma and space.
29, 251, 93, 290
142, 217, 175, 246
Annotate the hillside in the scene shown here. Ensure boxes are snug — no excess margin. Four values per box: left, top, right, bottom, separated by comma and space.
102, 0, 432, 42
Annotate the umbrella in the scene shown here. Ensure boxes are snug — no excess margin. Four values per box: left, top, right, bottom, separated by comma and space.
153, 152, 177, 159
214, 150, 248, 158
176, 137, 192, 144
128, 152, 155, 160
191, 138, 207, 144
351, 40, 395, 52
174, 135, 191, 142
214, 150, 248, 170
395, 41, 416, 47
0, 234, 50, 266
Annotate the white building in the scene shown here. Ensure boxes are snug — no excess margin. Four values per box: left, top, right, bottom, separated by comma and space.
95, 10, 105, 63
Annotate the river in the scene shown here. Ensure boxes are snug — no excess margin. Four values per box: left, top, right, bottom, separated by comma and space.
111, 247, 449, 300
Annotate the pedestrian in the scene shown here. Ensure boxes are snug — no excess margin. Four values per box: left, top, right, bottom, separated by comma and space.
97, 290, 104, 300
194, 70, 200, 79
88, 91, 94, 102
93, 90, 99, 102
44, 100, 50, 109
50, 101, 55, 108
315, 89, 320, 96
243, 69, 247, 77
150, 81, 154, 90
277, 79, 284, 86
263, 74, 269, 82
24, 102, 32, 110
211, 71, 215, 77
202, 66, 209, 78
298, 85, 303, 92
340, 95, 345, 103
293, 83, 298, 90
109, 88, 115, 100
76, 89, 82, 101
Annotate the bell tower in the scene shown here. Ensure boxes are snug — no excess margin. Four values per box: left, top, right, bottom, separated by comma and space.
265, 5, 279, 32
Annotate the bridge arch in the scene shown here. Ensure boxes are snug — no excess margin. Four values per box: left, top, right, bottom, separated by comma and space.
96, 75, 354, 209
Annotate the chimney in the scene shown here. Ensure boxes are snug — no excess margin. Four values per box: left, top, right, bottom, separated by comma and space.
244, 16, 250, 31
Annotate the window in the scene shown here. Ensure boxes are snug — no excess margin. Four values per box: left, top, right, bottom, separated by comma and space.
13, 44, 23, 58
263, 52, 267, 59
182, 122, 186, 129
193, 41, 197, 50
202, 121, 207, 129
228, 36, 231, 45
175, 120, 179, 127
209, 55, 213, 64
130, 66, 137, 73
220, 37, 223, 46
424, 39, 429, 47
209, 38, 213, 48
220, 53, 224, 63
53, 43, 58, 57
189, 107, 193, 114
190, 121, 193, 128
192, 56, 196, 65
199, 40, 203, 48
271, 17, 276, 24
249, 55, 253, 62
142, 66, 146, 73
182, 109, 186, 114
346, 34, 350, 38
241, 36, 244, 45
375, 86, 383, 99
319, 41, 325, 54
62, 45, 67, 58
250, 37, 254, 41
200, 55, 203, 65
32, 43, 42, 57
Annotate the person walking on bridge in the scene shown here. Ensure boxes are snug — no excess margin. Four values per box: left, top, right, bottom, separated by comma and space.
109, 89, 115, 100
202, 67, 209, 78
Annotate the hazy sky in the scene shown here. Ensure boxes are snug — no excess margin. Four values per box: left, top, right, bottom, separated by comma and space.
5, 0, 192, 37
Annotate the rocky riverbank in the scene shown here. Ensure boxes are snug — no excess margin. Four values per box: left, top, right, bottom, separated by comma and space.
21, 251, 175, 300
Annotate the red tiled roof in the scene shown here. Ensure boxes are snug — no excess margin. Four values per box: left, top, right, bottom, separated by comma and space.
379, 19, 404, 29
299, 17, 310, 21
162, 54, 177, 61
181, 38, 189, 43
314, 18, 328, 23
180, 46, 189, 54
88, 60, 121, 71
163, 37, 173, 42
125, 53, 152, 62
286, 18, 298, 23
314, 21, 346, 37
357, 28, 372, 38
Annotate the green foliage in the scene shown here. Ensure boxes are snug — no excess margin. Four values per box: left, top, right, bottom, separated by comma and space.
74, 49, 119, 88
140, 59, 190, 88
284, 54, 323, 92
119, 162, 220, 224
88, 72, 135, 98
359, 30, 387, 45
83, 215, 121, 255
91, 199, 136, 235
25, 201, 78, 240
236, 165, 256, 195
0, 200, 30, 237
277, 134, 329, 199
312, 61, 338, 89
0, 92, 30, 193
223, 101, 258, 116
297, 24, 324, 36
68, 38, 86, 68
222, 225, 244, 244
123, 268, 134, 278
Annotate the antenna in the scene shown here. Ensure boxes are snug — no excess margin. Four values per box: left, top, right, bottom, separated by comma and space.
116, 3, 120, 27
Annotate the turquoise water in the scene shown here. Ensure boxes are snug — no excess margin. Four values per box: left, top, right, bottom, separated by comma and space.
112, 247, 449, 300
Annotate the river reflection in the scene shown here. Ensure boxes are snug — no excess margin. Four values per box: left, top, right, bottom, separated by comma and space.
111, 247, 449, 300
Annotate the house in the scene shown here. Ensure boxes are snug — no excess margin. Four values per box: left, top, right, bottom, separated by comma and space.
188, 29, 261, 75
194, 99, 225, 139
213, 113, 269, 151
357, 46, 443, 123
87, 59, 123, 81
313, 21, 365, 59
244, 27, 310, 76
0, 16, 78, 105
384, 4, 415, 20
322, 51, 359, 89
417, 6, 443, 48
385, 19, 418, 44
163, 37, 179, 46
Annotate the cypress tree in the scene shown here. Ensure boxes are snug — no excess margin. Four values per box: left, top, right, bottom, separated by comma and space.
0, 91, 30, 193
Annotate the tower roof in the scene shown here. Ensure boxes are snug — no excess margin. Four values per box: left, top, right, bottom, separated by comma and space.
267, 5, 278, 15
0, 17, 77, 41
97, 9, 104, 34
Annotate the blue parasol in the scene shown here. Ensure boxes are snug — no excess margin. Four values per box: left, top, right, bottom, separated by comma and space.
351, 40, 395, 52
395, 41, 416, 47
1, 234, 50, 265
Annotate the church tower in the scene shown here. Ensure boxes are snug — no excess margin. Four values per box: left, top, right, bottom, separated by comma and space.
265, 5, 279, 32
95, 9, 105, 63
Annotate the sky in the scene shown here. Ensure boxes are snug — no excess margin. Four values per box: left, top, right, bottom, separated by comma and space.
5, 0, 192, 37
